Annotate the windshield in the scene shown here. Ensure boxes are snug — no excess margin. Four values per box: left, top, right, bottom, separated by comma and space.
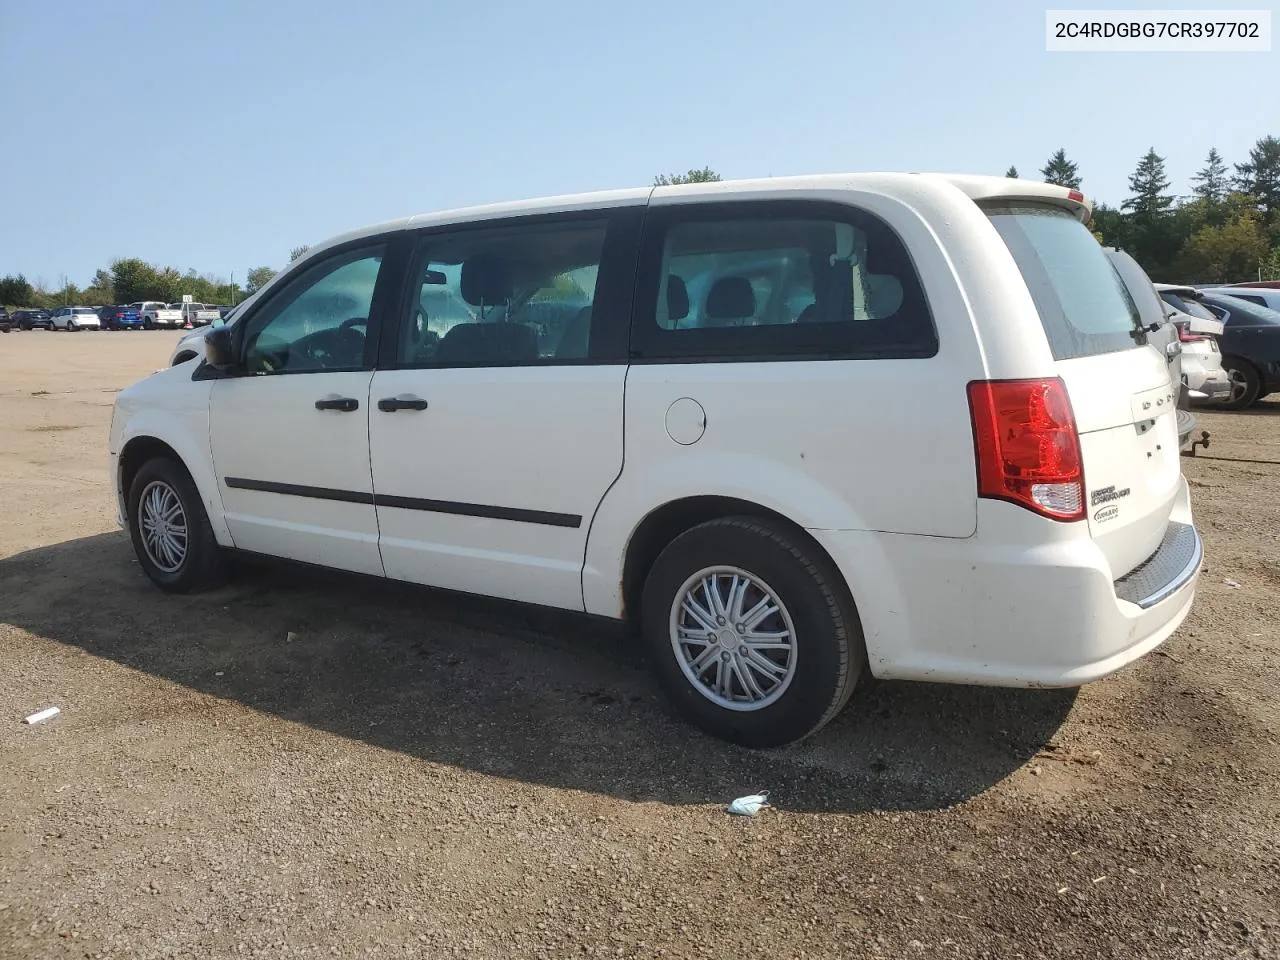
1204, 295, 1280, 326
984, 202, 1140, 360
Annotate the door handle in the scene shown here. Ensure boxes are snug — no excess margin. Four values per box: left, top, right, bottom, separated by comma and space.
377, 395, 429, 412
315, 396, 359, 412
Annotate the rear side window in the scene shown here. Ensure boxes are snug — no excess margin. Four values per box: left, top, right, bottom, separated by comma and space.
633, 202, 936, 361
1229, 293, 1268, 307
985, 203, 1139, 361
1206, 296, 1280, 326
397, 219, 608, 366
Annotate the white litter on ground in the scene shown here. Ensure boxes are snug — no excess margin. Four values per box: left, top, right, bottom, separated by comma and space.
23, 707, 60, 725
727, 792, 771, 817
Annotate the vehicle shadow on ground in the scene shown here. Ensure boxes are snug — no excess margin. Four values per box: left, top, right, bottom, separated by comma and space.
0, 532, 1077, 814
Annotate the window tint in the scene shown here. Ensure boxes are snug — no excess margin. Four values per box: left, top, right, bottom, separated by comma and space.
1159, 292, 1216, 322
639, 207, 935, 360
1231, 294, 1268, 307
986, 203, 1140, 360
1204, 295, 1280, 326
398, 220, 606, 366
242, 246, 384, 374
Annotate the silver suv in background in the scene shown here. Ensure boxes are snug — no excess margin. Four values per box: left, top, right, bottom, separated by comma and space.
1104, 248, 1196, 446
1152, 284, 1230, 406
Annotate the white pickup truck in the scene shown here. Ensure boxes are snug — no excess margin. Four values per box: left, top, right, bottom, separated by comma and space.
132, 301, 184, 328
170, 302, 221, 326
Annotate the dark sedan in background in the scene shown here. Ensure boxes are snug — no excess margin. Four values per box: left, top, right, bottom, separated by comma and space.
11, 309, 53, 330
1200, 293, 1280, 409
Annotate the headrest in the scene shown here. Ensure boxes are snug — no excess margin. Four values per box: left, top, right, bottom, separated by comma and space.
460, 253, 512, 307
666, 274, 689, 321
436, 322, 537, 364
705, 276, 755, 320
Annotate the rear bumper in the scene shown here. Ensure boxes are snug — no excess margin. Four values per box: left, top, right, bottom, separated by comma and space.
1187, 370, 1231, 400
808, 478, 1200, 688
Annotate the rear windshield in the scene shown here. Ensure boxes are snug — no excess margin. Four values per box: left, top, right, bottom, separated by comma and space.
72, 307, 96, 315
984, 202, 1140, 361
1160, 291, 1218, 322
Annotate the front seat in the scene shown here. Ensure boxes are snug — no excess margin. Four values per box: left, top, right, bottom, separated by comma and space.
703, 276, 755, 327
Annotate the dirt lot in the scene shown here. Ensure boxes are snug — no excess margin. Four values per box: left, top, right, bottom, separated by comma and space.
1, 330, 1277, 960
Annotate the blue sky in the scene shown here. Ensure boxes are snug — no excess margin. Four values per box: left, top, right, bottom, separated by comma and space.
1, 0, 1274, 287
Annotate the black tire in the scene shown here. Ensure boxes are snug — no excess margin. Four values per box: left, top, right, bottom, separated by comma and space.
127, 456, 226, 593
1219, 358, 1261, 410
641, 516, 864, 748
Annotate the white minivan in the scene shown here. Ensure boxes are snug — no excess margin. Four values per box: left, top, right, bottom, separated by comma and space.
109, 173, 1202, 746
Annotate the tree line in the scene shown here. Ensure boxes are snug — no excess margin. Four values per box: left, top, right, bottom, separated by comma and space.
1016, 136, 1280, 282
0, 246, 313, 310
5, 143, 1275, 310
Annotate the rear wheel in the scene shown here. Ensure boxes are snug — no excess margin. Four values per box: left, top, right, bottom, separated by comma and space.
127, 456, 226, 593
641, 516, 863, 747
1219, 359, 1261, 410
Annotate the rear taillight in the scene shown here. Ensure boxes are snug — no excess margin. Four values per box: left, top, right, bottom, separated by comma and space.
967, 377, 1085, 522
1176, 322, 1208, 343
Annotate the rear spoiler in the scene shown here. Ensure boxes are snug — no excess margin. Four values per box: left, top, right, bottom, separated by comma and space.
939, 174, 1093, 221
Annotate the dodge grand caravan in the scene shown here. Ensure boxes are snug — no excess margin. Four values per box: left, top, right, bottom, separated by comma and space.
108, 173, 1202, 747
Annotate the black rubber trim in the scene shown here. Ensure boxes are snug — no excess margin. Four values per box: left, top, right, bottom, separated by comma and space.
375, 494, 581, 528
224, 477, 374, 505
223, 477, 581, 528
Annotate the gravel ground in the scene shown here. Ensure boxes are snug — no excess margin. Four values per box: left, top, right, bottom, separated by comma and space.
1, 331, 1277, 959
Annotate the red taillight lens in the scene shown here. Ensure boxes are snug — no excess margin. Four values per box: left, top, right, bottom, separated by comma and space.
1176, 322, 1208, 343
1067, 189, 1085, 203
967, 378, 1085, 522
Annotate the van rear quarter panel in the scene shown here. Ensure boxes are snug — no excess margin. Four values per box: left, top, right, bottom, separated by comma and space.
583, 180, 1043, 619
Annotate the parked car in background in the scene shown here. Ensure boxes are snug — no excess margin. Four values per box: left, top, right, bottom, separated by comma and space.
1104, 249, 1197, 446
1197, 293, 1280, 409
1149, 284, 1230, 406
1199, 286, 1280, 313
168, 301, 248, 365
51, 306, 103, 331
13, 309, 53, 330
133, 301, 183, 328
115, 173, 1202, 747
169, 302, 221, 326
1218, 280, 1280, 290
0, 307, 11, 333
99, 305, 145, 330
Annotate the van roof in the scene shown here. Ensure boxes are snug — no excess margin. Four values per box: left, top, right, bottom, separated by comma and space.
302, 172, 1093, 266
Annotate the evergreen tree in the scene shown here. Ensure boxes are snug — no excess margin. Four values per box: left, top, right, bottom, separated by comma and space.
1234, 135, 1280, 223
1040, 149, 1081, 189
1191, 148, 1229, 206
1123, 148, 1174, 221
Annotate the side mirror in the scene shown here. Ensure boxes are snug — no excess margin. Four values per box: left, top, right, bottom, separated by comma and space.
203, 326, 239, 372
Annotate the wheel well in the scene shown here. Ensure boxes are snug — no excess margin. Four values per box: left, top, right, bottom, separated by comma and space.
621, 496, 834, 622
118, 437, 182, 517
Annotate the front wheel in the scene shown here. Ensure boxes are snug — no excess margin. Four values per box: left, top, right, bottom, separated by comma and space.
641, 516, 864, 747
127, 457, 226, 592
